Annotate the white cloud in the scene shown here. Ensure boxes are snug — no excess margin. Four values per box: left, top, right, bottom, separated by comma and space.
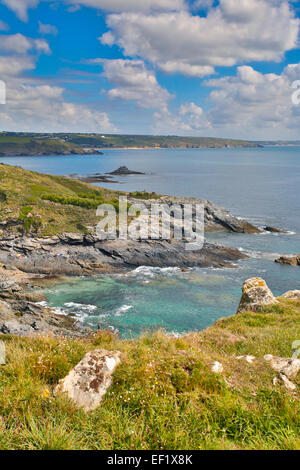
0, 43, 115, 133
0, 78, 116, 132
0, 56, 35, 76
97, 58, 172, 111
38, 21, 58, 36
3, 0, 185, 21
154, 102, 210, 133
2, 0, 40, 22
100, 0, 299, 77
154, 63, 300, 139
202, 64, 300, 138
68, 0, 185, 13
0, 33, 50, 54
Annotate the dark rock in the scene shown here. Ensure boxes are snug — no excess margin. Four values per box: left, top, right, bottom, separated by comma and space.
275, 255, 300, 266
264, 226, 287, 233
107, 166, 145, 175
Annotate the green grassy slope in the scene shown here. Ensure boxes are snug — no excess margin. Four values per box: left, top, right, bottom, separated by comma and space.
0, 164, 123, 236
0, 164, 158, 236
0, 135, 89, 156
0, 298, 299, 450
0, 132, 259, 149
62, 134, 260, 149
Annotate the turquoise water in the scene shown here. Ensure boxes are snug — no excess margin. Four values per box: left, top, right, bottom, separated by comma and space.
1, 147, 300, 337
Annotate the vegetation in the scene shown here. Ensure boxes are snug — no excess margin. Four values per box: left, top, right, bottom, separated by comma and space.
0, 164, 124, 236
54, 134, 259, 149
0, 298, 299, 450
0, 132, 259, 150
0, 134, 90, 156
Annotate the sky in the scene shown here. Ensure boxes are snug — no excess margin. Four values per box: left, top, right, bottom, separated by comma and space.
1, 0, 300, 139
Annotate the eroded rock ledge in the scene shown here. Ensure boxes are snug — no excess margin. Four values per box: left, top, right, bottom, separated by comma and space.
0, 235, 247, 276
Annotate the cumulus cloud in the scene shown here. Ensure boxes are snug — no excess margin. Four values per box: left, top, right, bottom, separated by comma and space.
95, 58, 172, 111
0, 40, 115, 133
0, 73, 116, 132
2, 0, 40, 22
0, 33, 50, 54
202, 63, 300, 137
100, 0, 299, 77
154, 63, 300, 139
154, 102, 210, 134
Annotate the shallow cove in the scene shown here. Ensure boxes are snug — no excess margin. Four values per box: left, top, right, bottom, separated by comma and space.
1, 146, 299, 337
41, 252, 299, 338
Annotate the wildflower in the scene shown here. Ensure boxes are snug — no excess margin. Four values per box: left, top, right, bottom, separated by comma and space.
42, 388, 50, 399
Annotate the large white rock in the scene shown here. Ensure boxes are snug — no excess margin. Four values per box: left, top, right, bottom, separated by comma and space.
211, 361, 223, 374
54, 349, 121, 411
237, 278, 278, 313
281, 290, 300, 300
264, 355, 300, 379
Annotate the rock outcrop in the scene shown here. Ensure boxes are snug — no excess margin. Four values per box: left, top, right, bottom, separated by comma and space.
130, 196, 261, 234
54, 349, 121, 411
275, 255, 300, 267
263, 226, 287, 233
237, 278, 279, 313
107, 166, 145, 175
281, 290, 300, 300
0, 235, 247, 275
0, 195, 261, 274
264, 354, 300, 391
264, 355, 300, 379
0, 265, 87, 337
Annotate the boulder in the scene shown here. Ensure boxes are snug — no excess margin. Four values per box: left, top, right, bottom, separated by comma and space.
211, 361, 223, 374
54, 349, 121, 411
263, 226, 287, 233
237, 278, 278, 313
281, 290, 300, 300
275, 255, 300, 267
264, 354, 300, 379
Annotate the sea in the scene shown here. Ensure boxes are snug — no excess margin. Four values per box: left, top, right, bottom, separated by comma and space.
1, 146, 299, 337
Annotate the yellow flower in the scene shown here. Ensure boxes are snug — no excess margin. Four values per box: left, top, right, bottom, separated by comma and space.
42, 388, 50, 399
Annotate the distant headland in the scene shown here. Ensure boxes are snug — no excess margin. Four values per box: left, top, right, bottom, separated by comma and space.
0, 132, 261, 156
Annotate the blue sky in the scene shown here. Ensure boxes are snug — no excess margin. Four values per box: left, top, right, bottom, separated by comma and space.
1, 0, 300, 138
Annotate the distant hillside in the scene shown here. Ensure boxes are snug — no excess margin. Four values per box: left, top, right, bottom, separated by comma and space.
62, 134, 260, 149
0, 134, 94, 156
0, 132, 260, 150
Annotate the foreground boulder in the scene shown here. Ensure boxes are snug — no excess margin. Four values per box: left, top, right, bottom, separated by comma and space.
265, 354, 300, 391
237, 278, 278, 313
281, 290, 300, 300
264, 355, 300, 380
275, 255, 300, 267
54, 349, 121, 411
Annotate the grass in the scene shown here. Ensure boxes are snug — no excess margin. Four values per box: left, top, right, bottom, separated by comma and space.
0, 298, 299, 450
0, 164, 125, 236
0, 135, 86, 156
0, 164, 163, 236
51, 133, 258, 149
